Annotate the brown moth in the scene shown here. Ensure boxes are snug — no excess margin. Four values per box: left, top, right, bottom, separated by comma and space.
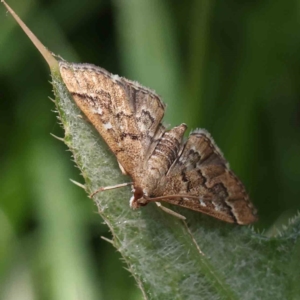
59, 62, 258, 225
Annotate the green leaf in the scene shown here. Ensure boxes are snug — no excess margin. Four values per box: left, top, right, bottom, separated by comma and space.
51, 76, 300, 299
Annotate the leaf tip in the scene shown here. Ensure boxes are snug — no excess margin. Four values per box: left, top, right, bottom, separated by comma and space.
2, 0, 59, 72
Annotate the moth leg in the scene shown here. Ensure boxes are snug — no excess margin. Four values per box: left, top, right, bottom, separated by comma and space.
155, 202, 186, 220
90, 182, 133, 198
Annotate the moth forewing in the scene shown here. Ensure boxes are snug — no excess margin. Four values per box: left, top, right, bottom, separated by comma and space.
59, 62, 144, 178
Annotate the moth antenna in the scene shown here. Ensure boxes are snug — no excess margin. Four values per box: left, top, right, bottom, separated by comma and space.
145, 194, 200, 202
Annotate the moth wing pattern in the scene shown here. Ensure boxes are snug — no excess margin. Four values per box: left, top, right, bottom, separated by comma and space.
162, 129, 257, 224
59, 62, 169, 177
121, 77, 167, 161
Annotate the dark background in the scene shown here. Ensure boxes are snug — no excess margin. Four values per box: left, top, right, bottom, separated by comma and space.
1, 0, 300, 299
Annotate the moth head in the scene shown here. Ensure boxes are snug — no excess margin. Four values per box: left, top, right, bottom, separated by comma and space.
129, 186, 148, 209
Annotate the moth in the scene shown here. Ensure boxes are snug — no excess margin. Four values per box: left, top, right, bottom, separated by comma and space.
59, 62, 257, 225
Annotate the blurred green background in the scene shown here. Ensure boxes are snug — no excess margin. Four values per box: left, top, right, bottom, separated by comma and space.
1, 0, 300, 299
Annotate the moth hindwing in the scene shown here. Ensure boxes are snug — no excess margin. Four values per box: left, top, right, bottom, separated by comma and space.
59, 61, 258, 225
